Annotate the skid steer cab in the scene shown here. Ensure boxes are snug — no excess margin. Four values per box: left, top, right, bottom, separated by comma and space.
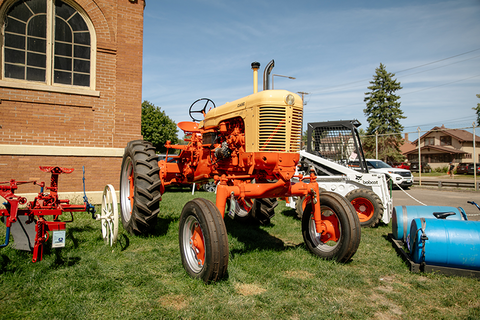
119, 60, 361, 283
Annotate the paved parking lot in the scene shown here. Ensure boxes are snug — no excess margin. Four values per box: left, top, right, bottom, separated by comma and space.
392, 187, 480, 221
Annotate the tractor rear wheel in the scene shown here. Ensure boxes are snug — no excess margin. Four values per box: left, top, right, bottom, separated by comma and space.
228, 198, 278, 225
302, 191, 361, 263
251, 198, 278, 225
179, 198, 229, 283
119, 140, 161, 235
227, 197, 254, 222
345, 189, 383, 228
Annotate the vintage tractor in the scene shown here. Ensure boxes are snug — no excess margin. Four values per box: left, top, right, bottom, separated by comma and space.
119, 61, 361, 283
0, 166, 119, 262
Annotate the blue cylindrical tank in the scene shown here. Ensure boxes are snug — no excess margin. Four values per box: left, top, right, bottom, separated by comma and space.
392, 205, 467, 241
409, 218, 480, 270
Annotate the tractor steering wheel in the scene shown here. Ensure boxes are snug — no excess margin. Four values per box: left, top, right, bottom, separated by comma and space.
189, 98, 216, 122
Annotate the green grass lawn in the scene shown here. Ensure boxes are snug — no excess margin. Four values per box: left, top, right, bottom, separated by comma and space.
1, 189, 480, 319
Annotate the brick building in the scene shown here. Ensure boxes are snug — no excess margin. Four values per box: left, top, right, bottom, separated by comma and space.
403, 125, 480, 170
0, 0, 145, 203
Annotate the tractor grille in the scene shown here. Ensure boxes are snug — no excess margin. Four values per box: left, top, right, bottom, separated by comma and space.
290, 106, 303, 152
258, 105, 302, 152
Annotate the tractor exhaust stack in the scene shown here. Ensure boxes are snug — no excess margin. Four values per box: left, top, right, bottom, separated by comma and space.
251, 62, 260, 94
263, 59, 275, 91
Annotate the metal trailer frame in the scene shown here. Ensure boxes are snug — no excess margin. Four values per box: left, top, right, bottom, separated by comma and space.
288, 120, 393, 225
388, 233, 480, 278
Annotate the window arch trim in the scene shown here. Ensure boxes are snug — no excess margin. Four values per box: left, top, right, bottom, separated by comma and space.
0, 0, 98, 95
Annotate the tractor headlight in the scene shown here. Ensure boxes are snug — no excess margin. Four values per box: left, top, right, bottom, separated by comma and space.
285, 94, 295, 106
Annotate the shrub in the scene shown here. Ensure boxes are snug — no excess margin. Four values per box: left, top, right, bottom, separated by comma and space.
434, 166, 448, 173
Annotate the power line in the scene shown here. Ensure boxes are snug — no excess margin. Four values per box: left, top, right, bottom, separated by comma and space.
402, 74, 480, 96
403, 116, 475, 130
311, 72, 480, 111
394, 48, 480, 74
308, 48, 480, 95
396, 54, 480, 79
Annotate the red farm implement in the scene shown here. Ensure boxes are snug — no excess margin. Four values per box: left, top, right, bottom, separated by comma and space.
0, 166, 119, 262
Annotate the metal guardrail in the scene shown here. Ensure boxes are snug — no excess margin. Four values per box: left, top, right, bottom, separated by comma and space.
414, 180, 479, 189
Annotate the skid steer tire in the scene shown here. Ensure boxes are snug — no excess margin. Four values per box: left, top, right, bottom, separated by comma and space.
179, 198, 229, 283
345, 189, 383, 228
302, 191, 361, 263
119, 140, 161, 235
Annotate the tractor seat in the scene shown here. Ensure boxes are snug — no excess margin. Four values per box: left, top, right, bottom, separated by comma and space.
39, 166, 74, 174
178, 121, 200, 133
433, 211, 456, 219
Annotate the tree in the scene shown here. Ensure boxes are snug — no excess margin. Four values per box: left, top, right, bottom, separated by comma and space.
363, 63, 405, 162
473, 94, 480, 126
141, 101, 178, 153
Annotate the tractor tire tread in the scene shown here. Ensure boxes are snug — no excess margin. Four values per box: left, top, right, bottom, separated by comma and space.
119, 140, 162, 235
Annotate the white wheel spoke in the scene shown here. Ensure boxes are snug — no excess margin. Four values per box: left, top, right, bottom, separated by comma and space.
100, 185, 119, 246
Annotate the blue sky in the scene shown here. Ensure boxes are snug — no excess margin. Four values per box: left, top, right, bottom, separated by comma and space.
142, 0, 480, 138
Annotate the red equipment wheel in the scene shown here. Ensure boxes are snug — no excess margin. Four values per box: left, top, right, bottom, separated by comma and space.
301, 191, 361, 263
179, 198, 229, 283
345, 189, 383, 228
119, 140, 161, 235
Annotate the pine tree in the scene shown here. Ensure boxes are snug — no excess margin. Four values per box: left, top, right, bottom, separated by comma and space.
473, 94, 480, 126
363, 63, 405, 162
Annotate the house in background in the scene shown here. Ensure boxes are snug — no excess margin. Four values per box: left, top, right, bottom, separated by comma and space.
402, 125, 480, 170
0, 0, 145, 202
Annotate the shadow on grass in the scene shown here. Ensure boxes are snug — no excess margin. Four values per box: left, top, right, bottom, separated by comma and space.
66, 226, 96, 249
150, 216, 175, 237
116, 233, 130, 251
0, 254, 12, 273
114, 216, 174, 250
224, 217, 303, 258
50, 250, 82, 268
279, 206, 301, 220
163, 186, 211, 193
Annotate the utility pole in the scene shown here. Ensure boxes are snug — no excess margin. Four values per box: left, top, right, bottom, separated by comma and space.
297, 91, 310, 106
418, 127, 422, 186
474, 122, 477, 190
297, 92, 310, 147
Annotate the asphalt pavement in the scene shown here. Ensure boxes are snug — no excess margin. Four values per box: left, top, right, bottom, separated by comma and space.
392, 181, 480, 221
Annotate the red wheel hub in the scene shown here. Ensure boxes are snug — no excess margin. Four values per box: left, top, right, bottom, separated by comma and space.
351, 197, 374, 222
127, 165, 135, 214
319, 211, 340, 243
191, 223, 205, 266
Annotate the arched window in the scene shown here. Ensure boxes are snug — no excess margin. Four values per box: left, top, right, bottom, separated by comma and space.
2, 0, 95, 89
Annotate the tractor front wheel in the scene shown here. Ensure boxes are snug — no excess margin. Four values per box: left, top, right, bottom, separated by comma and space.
179, 198, 229, 283
302, 191, 361, 263
119, 140, 162, 235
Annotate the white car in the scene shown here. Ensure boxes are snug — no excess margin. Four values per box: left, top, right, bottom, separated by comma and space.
364, 159, 413, 188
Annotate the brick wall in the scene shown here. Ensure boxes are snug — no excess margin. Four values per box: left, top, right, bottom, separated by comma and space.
0, 155, 122, 194
0, 0, 145, 194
